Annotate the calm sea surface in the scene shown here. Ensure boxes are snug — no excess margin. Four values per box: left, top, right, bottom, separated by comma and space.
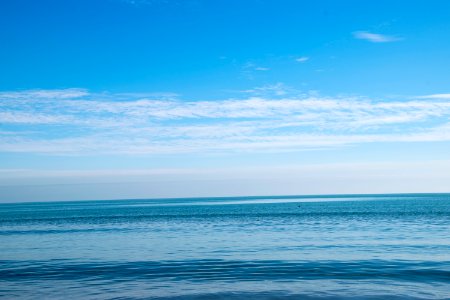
0, 194, 449, 299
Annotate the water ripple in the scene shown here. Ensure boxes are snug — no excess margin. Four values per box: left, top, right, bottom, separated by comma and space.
1, 259, 449, 282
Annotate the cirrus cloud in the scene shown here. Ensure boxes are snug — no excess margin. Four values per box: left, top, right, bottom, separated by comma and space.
0, 88, 449, 155
353, 31, 402, 43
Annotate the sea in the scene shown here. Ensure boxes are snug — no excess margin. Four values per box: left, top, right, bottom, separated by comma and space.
0, 193, 449, 299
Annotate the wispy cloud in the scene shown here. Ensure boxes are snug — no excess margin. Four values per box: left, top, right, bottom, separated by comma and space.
241, 83, 291, 96
417, 93, 450, 99
0, 111, 72, 124
241, 62, 271, 79
1, 89, 450, 155
0, 88, 88, 99
119, 0, 172, 6
295, 56, 309, 63
353, 31, 401, 43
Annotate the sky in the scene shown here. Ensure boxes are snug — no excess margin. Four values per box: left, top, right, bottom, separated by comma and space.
1, 0, 450, 202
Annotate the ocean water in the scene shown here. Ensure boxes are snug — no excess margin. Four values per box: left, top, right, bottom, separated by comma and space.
0, 194, 449, 299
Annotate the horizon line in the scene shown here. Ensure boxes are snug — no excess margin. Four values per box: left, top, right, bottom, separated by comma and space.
2, 192, 449, 205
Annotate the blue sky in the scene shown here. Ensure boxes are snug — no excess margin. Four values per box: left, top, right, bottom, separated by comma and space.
1, 0, 450, 201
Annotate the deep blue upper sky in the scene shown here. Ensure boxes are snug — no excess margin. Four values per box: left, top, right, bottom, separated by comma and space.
2, 0, 450, 98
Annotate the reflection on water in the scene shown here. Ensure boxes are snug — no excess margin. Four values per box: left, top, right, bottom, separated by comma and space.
0, 194, 449, 299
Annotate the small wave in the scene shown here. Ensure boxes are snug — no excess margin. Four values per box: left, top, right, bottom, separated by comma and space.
149, 291, 450, 300
1, 259, 449, 283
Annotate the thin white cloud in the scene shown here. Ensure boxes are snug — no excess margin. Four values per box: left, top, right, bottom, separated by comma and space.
241, 62, 271, 79
0, 88, 88, 99
0, 111, 72, 124
353, 31, 401, 43
295, 56, 309, 63
241, 83, 290, 96
1, 89, 450, 155
1, 125, 450, 155
417, 94, 450, 99
120, 0, 168, 6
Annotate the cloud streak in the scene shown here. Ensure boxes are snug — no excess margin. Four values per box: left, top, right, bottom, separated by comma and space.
1, 89, 450, 155
295, 56, 309, 63
418, 93, 450, 99
353, 31, 401, 43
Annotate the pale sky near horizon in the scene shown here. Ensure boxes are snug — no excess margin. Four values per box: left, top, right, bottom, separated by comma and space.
1, 0, 450, 202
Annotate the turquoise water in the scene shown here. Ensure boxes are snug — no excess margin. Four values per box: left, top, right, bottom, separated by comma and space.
0, 194, 449, 299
